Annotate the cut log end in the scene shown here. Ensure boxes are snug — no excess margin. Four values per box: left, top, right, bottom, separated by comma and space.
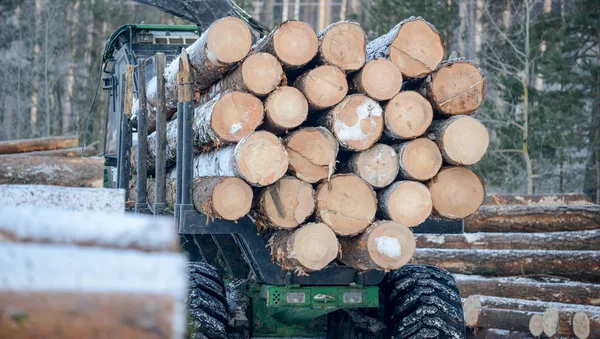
327, 94, 384, 151
385, 91, 433, 139
380, 181, 432, 227
285, 127, 339, 183
465, 306, 481, 328
429, 167, 485, 219
320, 22, 367, 72
430, 61, 485, 115
349, 144, 399, 188
437, 116, 489, 165
210, 177, 253, 220
295, 65, 348, 110
574, 312, 591, 339
235, 131, 289, 186
264, 86, 308, 132
211, 92, 264, 142
274, 21, 319, 68
207, 17, 253, 64
529, 314, 544, 337
292, 223, 339, 270
353, 58, 402, 101
397, 138, 442, 181
389, 19, 444, 78
543, 308, 560, 337
242, 53, 284, 96
367, 221, 416, 270
316, 174, 377, 236
259, 177, 315, 229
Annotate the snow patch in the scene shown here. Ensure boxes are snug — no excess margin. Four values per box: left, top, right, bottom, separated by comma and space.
334, 99, 382, 141
463, 233, 484, 243
375, 236, 401, 258
424, 234, 445, 244
230, 122, 243, 135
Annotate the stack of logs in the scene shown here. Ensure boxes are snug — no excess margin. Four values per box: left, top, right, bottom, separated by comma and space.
129, 16, 489, 274
414, 193, 600, 338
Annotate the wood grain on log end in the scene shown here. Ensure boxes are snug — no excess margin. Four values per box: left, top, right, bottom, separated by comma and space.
543, 308, 560, 337
347, 144, 399, 188
209, 91, 264, 142
294, 65, 348, 110
284, 127, 339, 183
378, 181, 432, 227
241, 53, 284, 96
319, 21, 367, 72
573, 312, 590, 339
429, 115, 489, 165
389, 18, 444, 78
264, 86, 308, 133
395, 138, 442, 181
207, 17, 253, 64
258, 176, 315, 229
234, 131, 289, 186
384, 91, 433, 140
427, 60, 485, 116
352, 58, 402, 101
273, 20, 318, 68
202, 177, 253, 221
529, 314, 544, 337
428, 167, 485, 219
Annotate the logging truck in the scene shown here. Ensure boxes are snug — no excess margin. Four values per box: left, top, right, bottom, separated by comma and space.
102, 1, 469, 338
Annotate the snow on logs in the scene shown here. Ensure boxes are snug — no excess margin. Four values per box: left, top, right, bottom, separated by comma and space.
294, 65, 348, 111
263, 86, 308, 134
384, 91, 433, 140
253, 20, 318, 71
284, 127, 339, 184
428, 166, 485, 219
0, 135, 79, 155
427, 115, 489, 165
317, 21, 367, 72
378, 181, 432, 227
344, 143, 399, 188
350, 58, 402, 101
255, 176, 315, 229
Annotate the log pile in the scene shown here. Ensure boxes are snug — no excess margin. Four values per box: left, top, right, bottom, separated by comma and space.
130, 15, 489, 274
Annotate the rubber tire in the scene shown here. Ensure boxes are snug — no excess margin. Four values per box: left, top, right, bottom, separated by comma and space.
387, 265, 465, 339
187, 262, 228, 339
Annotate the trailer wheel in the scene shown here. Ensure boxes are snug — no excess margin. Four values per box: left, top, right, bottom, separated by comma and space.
387, 264, 465, 339
187, 262, 228, 339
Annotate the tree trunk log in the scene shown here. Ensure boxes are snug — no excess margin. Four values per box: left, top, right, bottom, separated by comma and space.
317, 21, 367, 73
464, 205, 600, 233
293, 65, 348, 111
428, 166, 485, 219
454, 274, 600, 306
315, 174, 377, 236
542, 308, 600, 338
343, 143, 399, 188
465, 306, 541, 332
255, 176, 315, 229
423, 59, 485, 116
339, 220, 416, 271
366, 16, 444, 79
414, 249, 600, 282
9, 145, 96, 157
263, 86, 308, 134
384, 91, 433, 140
283, 127, 339, 183
427, 115, 489, 165
378, 181, 432, 227
320, 94, 384, 151
350, 58, 402, 101
483, 193, 592, 206
416, 229, 600, 251
463, 295, 600, 314
466, 328, 542, 339
0, 135, 78, 154
269, 222, 339, 272
393, 138, 442, 181
0, 156, 104, 188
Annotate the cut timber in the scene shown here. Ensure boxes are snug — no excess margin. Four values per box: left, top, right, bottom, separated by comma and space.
315, 174, 377, 236
321, 94, 384, 151
345, 144, 399, 188
318, 21, 367, 72
284, 127, 339, 183
0, 156, 104, 188
366, 16, 444, 79
413, 249, 600, 282
543, 308, 600, 338
350, 58, 402, 101
530, 314, 544, 337
466, 328, 541, 339
339, 220, 416, 271
464, 204, 600, 233
378, 181, 432, 227
269, 222, 339, 271
454, 274, 600, 306
253, 20, 318, 70
263, 86, 308, 134
169, 131, 288, 187
256, 176, 315, 229
384, 91, 433, 140
463, 295, 600, 314
428, 166, 485, 219
465, 306, 540, 332
11, 145, 96, 157
394, 138, 442, 181
428, 115, 489, 165
0, 135, 78, 154
424, 59, 485, 116
483, 193, 593, 206
0, 185, 124, 213
293, 65, 348, 111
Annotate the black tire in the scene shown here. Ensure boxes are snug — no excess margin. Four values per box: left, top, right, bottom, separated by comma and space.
187, 262, 228, 339
387, 265, 465, 339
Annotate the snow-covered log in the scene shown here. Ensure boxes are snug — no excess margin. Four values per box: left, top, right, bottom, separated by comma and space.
427, 115, 489, 165
255, 176, 315, 229
393, 138, 442, 181
464, 295, 600, 314
483, 193, 592, 206
0, 135, 78, 155
428, 166, 485, 219
350, 58, 402, 101
383, 91, 433, 140
317, 21, 367, 73
263, 86, 308, 134
293, 65, 348, 111
344, 143, 399, 188
378, 181, 432, 227
284, 127, 339, 183
253, 20, 318, 71
466, 328, 540, 339
464, 306, 541, 332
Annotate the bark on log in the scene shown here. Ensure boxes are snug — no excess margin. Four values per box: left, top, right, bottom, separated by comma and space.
263, 86, 308, 134
428, 166, 485, 219
423, 59, 485, 116
483, 193, 592, 206
9, 145, 96, 157
344, 143, 399, 188
465, 306, 541, 332
0, 156, 104, 188
394, 138, 442, 181
427, 115, 489, 165
541, 308, 600, 338
466, 328, 543, 339
293, 65, 348, 111
317, 21, 367, 72
253, 20, 318, 71
463, 295, 600, 314
339, 220, 416, 271
315, 174, 377, 236
256, 176, 315, 229
416, 229, 600, 251
284, 127, 339, 183
378, 181, 432, 227
0, 135, 78, 154
464, 205, 600, 233
320, 94, 384, 151
414, 249, 600, 282
269, 222, 339, 272
454, 274, 600, 306
366, 16, 444, 79
168, 131, 288, 187
350, 58, 402, 101
384, 91, 433, 140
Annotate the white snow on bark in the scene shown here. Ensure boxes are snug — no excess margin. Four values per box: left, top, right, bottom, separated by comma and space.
463, 233, 485, 243
375, 236, 401, 258
169, 146, 235, 178
424, 234, 445, 244
334, 99, 382, 141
